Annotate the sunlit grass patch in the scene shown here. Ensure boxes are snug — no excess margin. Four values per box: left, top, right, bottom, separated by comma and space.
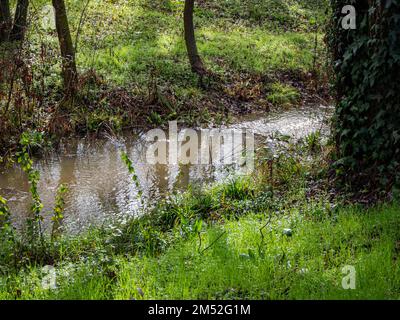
114, 203, 400, 300
200, 28, 316, 74
78, 27, 318, 87
2, 203, 399, 300
267, 82, 301, 107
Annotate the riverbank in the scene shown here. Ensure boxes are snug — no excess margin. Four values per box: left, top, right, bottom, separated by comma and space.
0, 0, 330, 158
1, 133, 399, 300
0, 105, 333, 233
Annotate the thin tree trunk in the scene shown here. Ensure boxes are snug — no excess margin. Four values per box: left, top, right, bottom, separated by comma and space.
9, 0, 29, 41
184, 0, 206, 75
52, 0, 77, 97
0, 0, 12, 42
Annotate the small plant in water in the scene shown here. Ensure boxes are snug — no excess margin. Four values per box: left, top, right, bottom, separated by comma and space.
121, 151, 143, 198
16, 131, 45, 243
0, 195, 13, 237
51, 184, 68, 240
0, 195, 16, 270
0, 196, 10, 223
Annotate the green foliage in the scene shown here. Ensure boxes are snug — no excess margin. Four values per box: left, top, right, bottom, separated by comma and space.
221, 178, 255, 201
0, 196, 15, 275
202, 0, 329, 29
305, 131, 322, 153
328, 1, 400, 193
0, 133, 399, 299
1, 0, 329, 152
2, 202, 400, 299
0, 196, 11, 227
147, 111, 163, 125
121, 151, 143, 197
51, 184, 68, 240
114, 204, 400, 300
266, 82, 301, 107
16, 131, 45, 242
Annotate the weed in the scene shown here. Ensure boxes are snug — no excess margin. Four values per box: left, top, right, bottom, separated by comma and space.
267, 82, 301, 107
51, 184, 68, 240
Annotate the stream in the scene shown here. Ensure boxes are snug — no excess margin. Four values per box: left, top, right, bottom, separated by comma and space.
0, 105, 333, 233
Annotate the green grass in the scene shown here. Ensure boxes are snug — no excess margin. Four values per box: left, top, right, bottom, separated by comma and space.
73, 0, 323, 85
1, 136, 400, 300
1, 202, 399, 300
114, 204, 400, 300
26, 0, 327, 89
267, 82, 301, 107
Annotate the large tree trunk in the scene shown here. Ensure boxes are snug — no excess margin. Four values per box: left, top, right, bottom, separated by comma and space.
9, 0, 29, 41
52, 0, 77, 97
330, 1, 400, 194
184, 0, 206, 76
0, 0, 12, 43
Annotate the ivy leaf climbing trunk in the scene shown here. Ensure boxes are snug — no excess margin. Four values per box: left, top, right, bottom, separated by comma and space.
329, 0, 400, 196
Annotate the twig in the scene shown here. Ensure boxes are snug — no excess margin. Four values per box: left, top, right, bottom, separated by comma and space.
258, 214, 272, 255
74, 0, 91, 53
200, 231, 226, 254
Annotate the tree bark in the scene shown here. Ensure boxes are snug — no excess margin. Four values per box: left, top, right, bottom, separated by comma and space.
184, 0, 206, 75
9, 0, 29, 41
52, 0, 77, 97
330, 1, 400, 193
0, 0, 11, 42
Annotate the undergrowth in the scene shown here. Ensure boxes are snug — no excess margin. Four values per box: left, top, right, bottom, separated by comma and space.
0, 0, 330, 156
1, 131, 399, 300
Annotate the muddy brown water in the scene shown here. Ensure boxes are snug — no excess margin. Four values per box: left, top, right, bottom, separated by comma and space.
0, 105, 333, 233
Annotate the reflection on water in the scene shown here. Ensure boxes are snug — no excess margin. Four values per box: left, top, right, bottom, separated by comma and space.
0, 105, 333, 233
